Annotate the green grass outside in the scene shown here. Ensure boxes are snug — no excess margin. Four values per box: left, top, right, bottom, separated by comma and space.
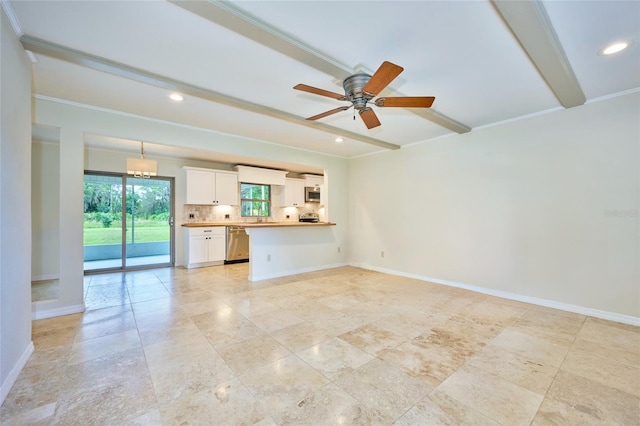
84, 225, 169, 246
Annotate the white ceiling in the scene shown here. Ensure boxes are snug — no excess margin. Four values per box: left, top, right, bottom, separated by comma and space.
5, 0, 639, 161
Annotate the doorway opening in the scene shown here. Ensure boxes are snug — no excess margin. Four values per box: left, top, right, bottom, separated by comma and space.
83, 171, 175, 272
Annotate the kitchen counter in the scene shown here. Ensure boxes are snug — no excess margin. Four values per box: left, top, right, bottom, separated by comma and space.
182, 222, 336, 228
182, 221, 342, 282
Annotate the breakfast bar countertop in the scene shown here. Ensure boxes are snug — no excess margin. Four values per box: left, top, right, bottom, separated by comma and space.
181, 222, 336, 228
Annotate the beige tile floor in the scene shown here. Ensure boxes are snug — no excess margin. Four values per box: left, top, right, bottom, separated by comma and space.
3, 264, 639, 425
31, 279, 60, 302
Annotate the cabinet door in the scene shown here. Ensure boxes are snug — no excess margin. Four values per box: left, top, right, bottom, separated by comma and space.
215, 173, 238, 205
188, 235, 209, 264
304, 175, 324, 187
282, 180, 294, 207
185, 169, 215, 204
292, 179, 306, 206
281, 178, 305, 207
208, 234, 226, 262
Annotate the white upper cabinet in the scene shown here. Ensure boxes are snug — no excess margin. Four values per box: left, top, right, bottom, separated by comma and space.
234, 165, 287, 185
185, 169, 215, 204
184, 167, 238, 205
302, 174, 324, 188
280, 178, 305, 207
214, 172, 239, 205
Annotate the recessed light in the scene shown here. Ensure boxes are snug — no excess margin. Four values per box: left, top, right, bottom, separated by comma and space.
334, 137, 344, 143
599, 41, 629, 56
169, 93, 184, 102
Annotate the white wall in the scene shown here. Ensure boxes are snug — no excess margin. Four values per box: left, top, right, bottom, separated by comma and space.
30, 126, 85, 320
349, 92, 639, 320
1, 7, 34, 403
32, 141, 60, 280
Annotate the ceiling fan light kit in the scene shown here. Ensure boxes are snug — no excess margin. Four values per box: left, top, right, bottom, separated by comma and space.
294, 61, 436, 129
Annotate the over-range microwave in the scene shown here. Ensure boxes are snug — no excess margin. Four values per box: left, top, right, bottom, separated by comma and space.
305, 186, 321, 203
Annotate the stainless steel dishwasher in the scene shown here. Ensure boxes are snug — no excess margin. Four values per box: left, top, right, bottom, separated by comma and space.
225, 226, 249, 263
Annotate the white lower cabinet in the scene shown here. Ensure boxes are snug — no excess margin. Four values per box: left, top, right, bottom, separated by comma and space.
184, 227, 226, 268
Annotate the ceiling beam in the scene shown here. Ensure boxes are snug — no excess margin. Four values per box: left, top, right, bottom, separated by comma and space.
491, 0, 586, 108
169, 0, 471, 135
170, 0, 354, 81
20, 35, 400, 151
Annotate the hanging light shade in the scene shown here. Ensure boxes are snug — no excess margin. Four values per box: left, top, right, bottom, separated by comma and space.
126, 142, 157, 178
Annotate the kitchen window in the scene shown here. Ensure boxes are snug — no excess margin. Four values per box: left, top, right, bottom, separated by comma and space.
240, 183, 270, 217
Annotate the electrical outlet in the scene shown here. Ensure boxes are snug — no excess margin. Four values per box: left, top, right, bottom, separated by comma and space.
381, 251, 385, 258
286, 215, 290, 219
188, 213, 195, 219
337, 247, 341, 253
267, 254, 271, 262
225, 214, 230, 219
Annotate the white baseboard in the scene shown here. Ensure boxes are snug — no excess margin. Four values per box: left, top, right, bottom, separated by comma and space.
31, 303, 85, 320
353, 263, 640, 327
1, 341, 34, 405
31, 274, 59, 282
249, 262, 349, 282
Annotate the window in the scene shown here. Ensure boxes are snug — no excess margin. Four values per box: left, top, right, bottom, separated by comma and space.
240, 183, 270, 217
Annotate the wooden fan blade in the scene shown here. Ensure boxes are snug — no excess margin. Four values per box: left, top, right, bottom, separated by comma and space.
359, 108, 381, 129
362, 61, 404, 97
375, 96, 435, 108
306, 106, 350, 121
294, 84, 347, 100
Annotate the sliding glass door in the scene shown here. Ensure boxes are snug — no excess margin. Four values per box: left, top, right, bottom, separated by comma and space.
125, 177, 172, 267
84, 172, 174, 272
84, 174, 123, 270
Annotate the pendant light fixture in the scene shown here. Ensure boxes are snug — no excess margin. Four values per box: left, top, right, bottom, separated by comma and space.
126, 141, 157, 178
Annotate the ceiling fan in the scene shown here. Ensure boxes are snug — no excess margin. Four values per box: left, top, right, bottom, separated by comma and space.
294, 61, 435, 129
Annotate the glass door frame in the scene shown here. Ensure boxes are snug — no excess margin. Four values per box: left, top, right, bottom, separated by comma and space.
83, 170, 175, 274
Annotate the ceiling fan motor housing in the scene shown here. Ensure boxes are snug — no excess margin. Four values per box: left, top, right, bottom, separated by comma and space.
343, 73, 372, 110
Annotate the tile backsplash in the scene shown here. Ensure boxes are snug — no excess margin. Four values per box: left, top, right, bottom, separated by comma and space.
182, 203, 323, 224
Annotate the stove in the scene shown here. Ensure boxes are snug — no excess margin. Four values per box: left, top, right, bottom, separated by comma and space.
299, 212, 319, 223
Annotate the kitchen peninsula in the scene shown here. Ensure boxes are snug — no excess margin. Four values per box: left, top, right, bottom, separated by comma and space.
182, 222, 335, 229
182, 222, 340, 281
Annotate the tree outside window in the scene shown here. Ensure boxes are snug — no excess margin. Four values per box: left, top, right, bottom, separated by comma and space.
240, 183, 270, 217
